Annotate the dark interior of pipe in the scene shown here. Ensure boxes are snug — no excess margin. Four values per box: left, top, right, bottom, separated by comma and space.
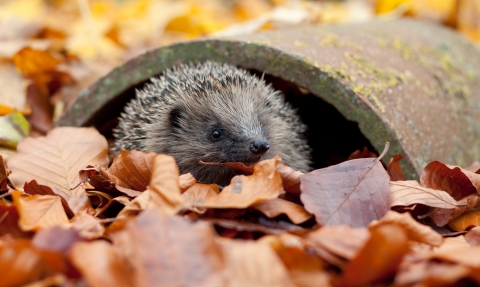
89, 68, 377, 169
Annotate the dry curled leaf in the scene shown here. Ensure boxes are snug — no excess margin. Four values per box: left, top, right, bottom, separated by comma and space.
387, 153, 405, 181
252, 198, 312, 224
339, 224, 409, 287
390, 180, 460, 209
448, 209, 480, 231
107, 150, 156, 191
7, 127, 109, 198
194, 155, 283, 209
371, 211, 443, 246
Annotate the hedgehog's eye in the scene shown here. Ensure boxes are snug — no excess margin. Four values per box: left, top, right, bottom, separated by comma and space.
211, 129, 222, 141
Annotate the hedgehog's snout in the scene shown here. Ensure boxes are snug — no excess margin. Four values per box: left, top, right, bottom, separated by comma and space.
250, 138, 269, 155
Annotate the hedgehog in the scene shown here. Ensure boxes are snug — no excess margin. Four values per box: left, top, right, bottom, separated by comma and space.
113, 61, 311, 186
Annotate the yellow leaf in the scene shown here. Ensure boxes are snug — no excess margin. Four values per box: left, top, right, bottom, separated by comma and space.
12, 47, 61, 77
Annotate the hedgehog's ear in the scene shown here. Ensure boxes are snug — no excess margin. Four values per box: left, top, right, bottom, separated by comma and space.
169, 106, 183, 130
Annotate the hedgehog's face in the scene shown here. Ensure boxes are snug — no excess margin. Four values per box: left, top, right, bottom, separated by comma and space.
167, 91, 276, 167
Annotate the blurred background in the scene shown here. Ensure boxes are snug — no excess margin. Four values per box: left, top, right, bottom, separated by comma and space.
0, 0, 479, 152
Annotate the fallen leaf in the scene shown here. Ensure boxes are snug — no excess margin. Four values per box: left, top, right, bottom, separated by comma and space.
118, 154, 184, 216
420, 161, 479, 199
276, 162, 303, 195
371, 210, 443, 246
79, 165, 142, 198
0, 64, 30, 114
204, 218, 304, 236
218, 237, 295, 287
304, 225, 370, 267
194, 155, 283, 209
347, 146, 376, 160
7, 127, 109, 198
261, 233, 330, 287
25, 82, 53, 133
111, 209, 225, 286
0, 203, 32, 238
0, 237, 66, 287
0, 111, 30, 148
182, 183, 220, 214
429, 193, 480, 227
390, 180, 459, 209
70, 241, 134, 287
339, 224, 409, 287
179, 172, 196, 192
0, 155, 9, 192
252, 198, 313, 224
465, 226, 480, 246
431, 236, 480, 268
107, 150, 156, 191
70, 211, 105, 239
449, 209, 480, 231
387, 153, 405, 181
12, 47, 62, 77
32, 225, 86, 255
300, 150, 390, 227
11, 190, 70, 231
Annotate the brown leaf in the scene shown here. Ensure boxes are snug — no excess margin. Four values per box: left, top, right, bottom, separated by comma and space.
79, 165, 142, 198
111, 209, 225, 286
0, 238, 66, 287
430, 237, 480, 268
217, 238, 295, 287
339, 224, 409, 287
25, 82, 53, 133
70, 241, 134, 287
261, 233, 330, 287
32, 225, 86, 256
199, 160, 254, 175
24, 179, 89, 216
12, 190, 70, 231
300, 157, 390, 227
182, 183, 220, 214
0, 155, 10, 192
390, 180, 460, 209
276, 162, 303, 195
387, 153, 405, 181
252, 198, 313, 224
118, 154, 184, 216
0, 203, 32, 238
304, 225, 370, 267
347, 146, 376, 160
465, 226, 480, 246
107, 150, 156, 191
421, 161, 479, 199
179, 172, 196, 192
70, 211, 105, 239
7, 127, 109, 198
371, 211, 443, 246
204, 218, 304, 236
194, 155, 283, 209
429, 193, 480, 227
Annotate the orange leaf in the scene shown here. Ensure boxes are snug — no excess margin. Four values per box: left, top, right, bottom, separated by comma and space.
0, 203, 31, 238
253, 198, 312, 224
339, 224, 409, 287
194, 155, 283, 209
182, 183, 220, 214
276, 162, 303, 195
70, 241, 134, 287
12, 47, 62, 77
7, 127, 109, 198
372, 210, 443, 246
118, 154, 184, 216
449, 209, 480, 231
218, 237, 295, 287
12, 190, 70, 231
107, 150, 156, 191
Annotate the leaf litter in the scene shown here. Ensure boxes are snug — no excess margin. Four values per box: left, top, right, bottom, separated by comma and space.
2, 127, 480, 285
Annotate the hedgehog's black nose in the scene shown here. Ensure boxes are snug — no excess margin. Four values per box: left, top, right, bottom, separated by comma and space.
250, 139, 269, 155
